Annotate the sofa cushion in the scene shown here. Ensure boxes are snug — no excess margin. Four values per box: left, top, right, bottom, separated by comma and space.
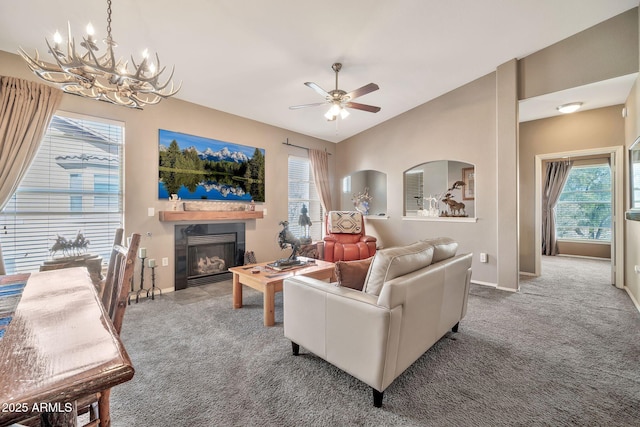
363, 241, 434, 296
328, 211, 363, 234
334, 257, 373, 291
423, 237, 458, 263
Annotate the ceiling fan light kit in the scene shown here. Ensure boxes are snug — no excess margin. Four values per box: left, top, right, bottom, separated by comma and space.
291, 62, 381, 121
18, 0, 180, 109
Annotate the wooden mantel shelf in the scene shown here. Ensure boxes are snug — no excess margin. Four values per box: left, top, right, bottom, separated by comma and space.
159, 210, 264, 222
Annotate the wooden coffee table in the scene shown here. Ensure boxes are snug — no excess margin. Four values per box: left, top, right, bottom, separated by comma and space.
230, 258, 335, 326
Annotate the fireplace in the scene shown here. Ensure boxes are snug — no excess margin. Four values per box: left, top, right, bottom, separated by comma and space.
175, 223, 245, 290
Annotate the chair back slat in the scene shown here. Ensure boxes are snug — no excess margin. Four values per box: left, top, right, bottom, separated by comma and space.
111, 234, 140, 335
101, 230, 140, 335
101, 228, 125, 313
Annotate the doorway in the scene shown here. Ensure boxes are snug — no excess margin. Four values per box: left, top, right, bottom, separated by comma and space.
534, 146, 624, 287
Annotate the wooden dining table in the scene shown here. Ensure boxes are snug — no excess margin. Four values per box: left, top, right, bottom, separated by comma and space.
0, 267, 134, 427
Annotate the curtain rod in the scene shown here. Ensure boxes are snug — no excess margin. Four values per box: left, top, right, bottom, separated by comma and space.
282, 138, 332, 155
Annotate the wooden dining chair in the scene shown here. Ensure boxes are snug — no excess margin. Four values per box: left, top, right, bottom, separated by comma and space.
77, 231, 141, 427
100, 228, 125, 320
13, 231, 141, 427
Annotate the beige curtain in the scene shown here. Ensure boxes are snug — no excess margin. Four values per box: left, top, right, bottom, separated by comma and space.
0, 76, 63, 274
309, 148, 332, 213
542, 160, 572, 256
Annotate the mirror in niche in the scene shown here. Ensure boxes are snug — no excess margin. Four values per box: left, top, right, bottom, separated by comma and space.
404, 160, 475, 218
341, 170, 387, 216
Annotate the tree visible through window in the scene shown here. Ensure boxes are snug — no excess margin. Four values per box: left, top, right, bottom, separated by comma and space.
555, 164, 611, 242
287, 156, 323, 242
0, 114, 124, 274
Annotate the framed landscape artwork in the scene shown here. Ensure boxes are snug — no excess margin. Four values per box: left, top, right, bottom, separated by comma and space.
158, 130, 265, 201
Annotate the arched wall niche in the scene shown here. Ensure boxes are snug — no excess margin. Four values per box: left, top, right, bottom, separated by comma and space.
403, 160, 476, 218
341, 170, 387, 216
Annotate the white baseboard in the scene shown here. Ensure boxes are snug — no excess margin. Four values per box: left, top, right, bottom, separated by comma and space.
557, 254, 611, 261
519, 271, 537, 277
470, 279, 496, 288
624, 286, 640, 313
471, 280, 519, 293
132, 286, 174, 301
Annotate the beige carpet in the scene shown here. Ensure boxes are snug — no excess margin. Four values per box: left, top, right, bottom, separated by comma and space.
110, 255, 640, 426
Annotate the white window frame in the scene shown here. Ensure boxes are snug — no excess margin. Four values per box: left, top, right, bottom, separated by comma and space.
555, 163, 612, 243
287, 155, 323, 242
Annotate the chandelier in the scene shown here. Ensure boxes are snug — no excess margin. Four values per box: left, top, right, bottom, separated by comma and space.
18, 0, 180, 109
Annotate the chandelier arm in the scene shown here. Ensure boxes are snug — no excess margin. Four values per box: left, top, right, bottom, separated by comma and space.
130, 92, 162, 106
150, 67, 178, 92
19, 49, 62, 75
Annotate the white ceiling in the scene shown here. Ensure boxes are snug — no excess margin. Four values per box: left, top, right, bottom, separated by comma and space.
519, 73, 638, 122
0, 0, 638, 143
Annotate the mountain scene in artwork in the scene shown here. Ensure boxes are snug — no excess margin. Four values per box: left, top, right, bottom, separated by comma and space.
158, 130, 265, 201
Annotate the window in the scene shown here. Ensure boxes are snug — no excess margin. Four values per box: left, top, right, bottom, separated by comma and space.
556, 164, 611, 242
287, 156, 323, 242
0, 114, 124, 274
405, 170, 424, 214
70, 174, 83, 212
94, 174, 120, 210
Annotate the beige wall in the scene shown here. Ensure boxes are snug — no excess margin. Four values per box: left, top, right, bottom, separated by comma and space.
336, 73, 501, 287
2, 7, 640, 301
336, 9, 639, 292
624, 13, 640, 305
519, 8, 638, 99
519, 106, 625, 273
0, 50, 336, 293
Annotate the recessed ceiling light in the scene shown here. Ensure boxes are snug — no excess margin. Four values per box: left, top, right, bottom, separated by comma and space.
557, 102, 583, 114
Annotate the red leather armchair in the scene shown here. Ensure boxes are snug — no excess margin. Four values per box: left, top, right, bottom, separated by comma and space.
323, 211, 377, 262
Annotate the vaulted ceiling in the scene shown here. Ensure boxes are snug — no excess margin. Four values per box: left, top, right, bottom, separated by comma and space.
0, 1, 637, 142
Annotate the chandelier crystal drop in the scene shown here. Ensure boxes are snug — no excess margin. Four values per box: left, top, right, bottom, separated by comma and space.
18, 0, 180, 109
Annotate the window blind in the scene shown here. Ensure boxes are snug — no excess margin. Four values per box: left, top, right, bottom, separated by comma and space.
405, 171, 423, 214
0, 114, 124, 274
287, 156, 323, 242
556, 164, 611, 242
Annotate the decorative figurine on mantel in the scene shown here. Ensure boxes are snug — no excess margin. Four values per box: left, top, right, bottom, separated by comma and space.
352, 187, 372, 215
170, 193, 181, 211
297, 204, 313, 244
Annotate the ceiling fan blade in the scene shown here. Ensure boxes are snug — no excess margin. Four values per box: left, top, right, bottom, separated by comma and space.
345, 83, 379, 100
345, 102, 381, 113
305, 82, 331, 98
289, 102, 328, 110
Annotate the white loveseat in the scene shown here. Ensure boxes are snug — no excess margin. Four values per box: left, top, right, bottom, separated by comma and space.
283, 237, 473, 407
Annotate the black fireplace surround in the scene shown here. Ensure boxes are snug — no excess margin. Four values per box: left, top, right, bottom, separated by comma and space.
175, 223, 245, 290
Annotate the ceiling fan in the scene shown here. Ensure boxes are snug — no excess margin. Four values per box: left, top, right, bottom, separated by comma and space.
290, 63, 381, 121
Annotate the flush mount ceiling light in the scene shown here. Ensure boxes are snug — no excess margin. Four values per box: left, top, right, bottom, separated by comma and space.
18, 0, 180, 109
557, 102, 583, 114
